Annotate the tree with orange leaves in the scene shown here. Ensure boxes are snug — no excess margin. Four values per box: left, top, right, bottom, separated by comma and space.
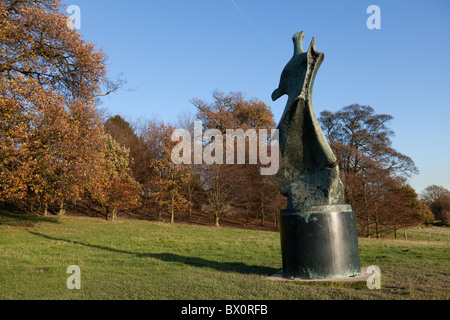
191, 91, 277, 227
148, 122, 190, 224
0, 0, 114, 213
89, 134, 141, 222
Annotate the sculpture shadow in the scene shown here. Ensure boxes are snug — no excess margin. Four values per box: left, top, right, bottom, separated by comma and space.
141, 252, 277, 276
28, 232, 278, 276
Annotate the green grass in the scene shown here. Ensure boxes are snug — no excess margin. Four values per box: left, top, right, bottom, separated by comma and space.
0, 210, 449, 300
383, 226, 450, 242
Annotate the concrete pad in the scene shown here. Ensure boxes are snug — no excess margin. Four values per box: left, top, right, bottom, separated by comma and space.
267, 267, 371, 283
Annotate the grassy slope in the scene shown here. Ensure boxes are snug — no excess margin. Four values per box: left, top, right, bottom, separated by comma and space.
0, 211, 449, 300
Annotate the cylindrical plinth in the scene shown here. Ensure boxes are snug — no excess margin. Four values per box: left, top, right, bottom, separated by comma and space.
279, 205, 361, 279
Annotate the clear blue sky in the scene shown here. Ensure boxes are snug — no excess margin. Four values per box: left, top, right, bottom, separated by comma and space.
68, 0, 450, 194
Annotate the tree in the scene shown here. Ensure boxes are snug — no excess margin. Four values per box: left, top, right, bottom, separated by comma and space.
0, 0, 111, 213
380, 183, 426, 238
260, 174, 286, 228
0, 0, 117, 101
104, 115, 152, 184
173, 111, 205, 218
401, 185, 434, 226
148, 122, 190, 224
105, 116, 139, 151
319, 105, 421, 237
26, 91, 74, 215
420, 185, 450, 222
193, 91, 275, 133
191, 91, 277, 227
200, 164, 243, 227
89, 134, 141, 222
319, 105, 418, 201
348, 166, 424, 238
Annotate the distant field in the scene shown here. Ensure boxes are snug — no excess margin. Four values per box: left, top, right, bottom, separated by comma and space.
0, 210, 449, 300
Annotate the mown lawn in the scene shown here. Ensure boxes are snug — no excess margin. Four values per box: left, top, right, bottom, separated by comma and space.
0, 210, 449, 300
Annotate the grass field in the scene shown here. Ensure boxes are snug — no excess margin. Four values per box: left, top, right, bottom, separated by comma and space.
0, 210, 449, 300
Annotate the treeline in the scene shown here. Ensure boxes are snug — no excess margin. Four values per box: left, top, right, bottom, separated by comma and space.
1, 0, 445, 237
102, 91, 285, 227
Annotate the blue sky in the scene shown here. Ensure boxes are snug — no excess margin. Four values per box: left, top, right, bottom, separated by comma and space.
68, 0, 450, 194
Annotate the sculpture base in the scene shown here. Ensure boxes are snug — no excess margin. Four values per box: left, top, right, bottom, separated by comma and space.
267, 267, 371, 283
279, 205, 361, 279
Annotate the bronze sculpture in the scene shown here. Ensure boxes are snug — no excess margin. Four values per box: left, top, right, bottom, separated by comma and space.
272, 32, 361, 279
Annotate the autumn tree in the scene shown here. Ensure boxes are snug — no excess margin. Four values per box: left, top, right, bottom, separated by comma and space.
174, 111, 204, 218
319, 105, 423, 237
104, 115, 153, 187
193, 91, 275, 134
0, 0, 112, 213
402, 185, 434, 226
146, 122, 190, 224
191, 91, 277, 226
380, 184, 433, 238
420, 185, 450, 223
344, 163, 425, 238
260, 174, 286, 228
105, 116, 140, 153
319, 105, 418, 198
137, 119, 168, 216
89, 134, 141, 221
26, 90, 88, 215
240, 164, 263, 226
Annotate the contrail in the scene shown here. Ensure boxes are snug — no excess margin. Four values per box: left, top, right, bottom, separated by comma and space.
229, 0, 283, 56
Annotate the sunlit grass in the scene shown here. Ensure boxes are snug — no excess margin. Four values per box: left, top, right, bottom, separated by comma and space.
0, 210, 448, 300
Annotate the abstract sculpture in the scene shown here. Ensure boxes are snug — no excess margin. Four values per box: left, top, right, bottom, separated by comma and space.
272, 32, 361, 279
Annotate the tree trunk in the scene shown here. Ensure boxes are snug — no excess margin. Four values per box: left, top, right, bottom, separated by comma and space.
188, 188, 192, 218
170, 193, 175, 224
59, 199, 66, 216
245, 200, 250, 226
214, 214, 220, 227
44, 203, 48, 217
111, 208, 117, 222
274, 212, 279, 230
375, 216, 380, 239
366, 215, 371, 238
363, 180, 371, 238
260, 195, 265, 226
